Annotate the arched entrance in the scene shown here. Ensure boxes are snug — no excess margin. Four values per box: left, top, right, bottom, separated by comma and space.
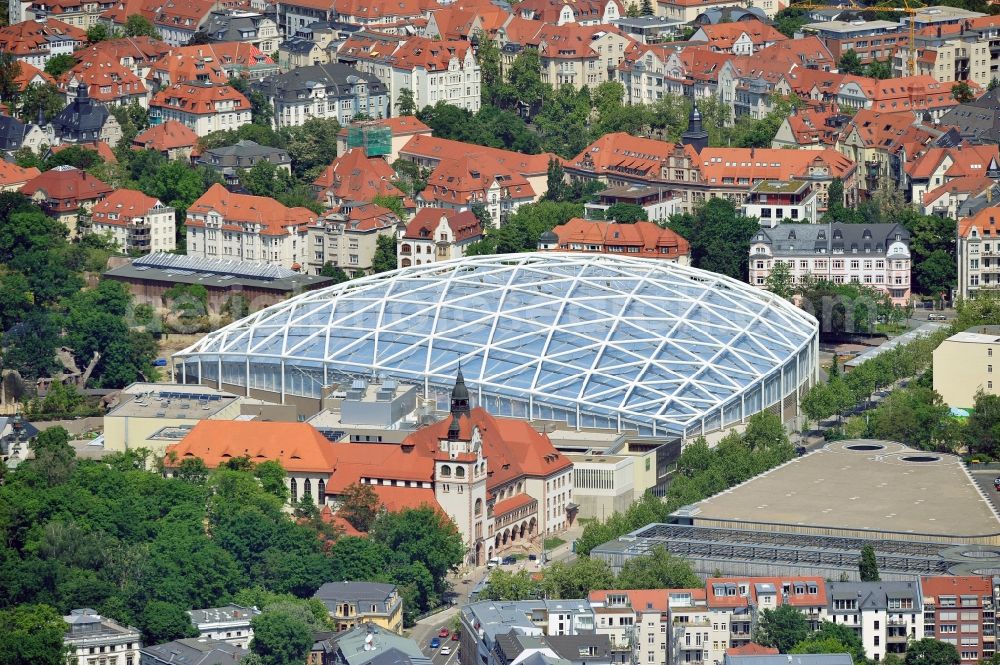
528, 517, 537, 535
475, 541, 483, 566
520, 522, 527, 539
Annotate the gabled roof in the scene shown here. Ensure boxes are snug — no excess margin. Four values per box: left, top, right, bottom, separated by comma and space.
133, 119, 199, 151
400, 134, 554, 175
91, 188, 165, 227
312, 148, 405, 204
698, 147, 856, 182
385, 37, 473, 72
691, 19, 786, 51
959, 204, 1000, 238
259, 63, 385, 101
186, 183, 316, 234
402, 207, 482, 242
165, 420, 342, 472
0, 19, 85, 56
517, 0, 622, 23
535, 23, 630, 60
550, 218, 690, 260
320, 202, 399, 232
12, 61, 54, 92
151, 0, 219, 32
60, 58, 148, 103
706, 576, 827, 609
72, 36, 171, 66
567, 132, 676, 177
726, 644, 779, 656
149, 42, 274, 84
906, 144, 999, 180
779, 107, 847, 147
0, 161, 40, 188
922, 175, 995, 206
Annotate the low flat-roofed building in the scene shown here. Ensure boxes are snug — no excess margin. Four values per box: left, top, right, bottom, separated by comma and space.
567, 453, 635, 519
583, 184, 681, 222
140, 637, 247, 665
188, 605, 261, 649
679, 440, 1000, 544
314, 583, 404, 633
800, 20, 903, 63
741, 180, 820, 226
103, 383, 244, 455
933, 326, 1000, 408
103, 252, 333, 317
65, 608, 142, 665
611, 15, 684, 43
724, 655, 854, 665
306, 378, 421, 442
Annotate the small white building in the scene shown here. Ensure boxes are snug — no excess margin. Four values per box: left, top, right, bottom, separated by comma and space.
188, 605, 261, 650
741, 180, 820, 227
89, 188, 176, 254
149, 83, 252, 138
64, 608, 142, 665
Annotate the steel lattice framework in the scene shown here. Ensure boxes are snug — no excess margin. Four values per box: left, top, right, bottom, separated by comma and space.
175, 253, 819, 435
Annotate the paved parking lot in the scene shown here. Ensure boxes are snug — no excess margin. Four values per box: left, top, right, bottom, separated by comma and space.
969, 469, 1000, 514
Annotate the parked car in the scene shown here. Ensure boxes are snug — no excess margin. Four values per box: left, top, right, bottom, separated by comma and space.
993, 476, 1000, 491
431, 638, 441, 649
153, 358, 168, 366
502, 555, 516, 565
439, 628, 450, 638
441, 647, 452, 656
487, 556, 501, 569
452, 631, 460, 641
929, 313, 946, 321
528, 554, 537, 561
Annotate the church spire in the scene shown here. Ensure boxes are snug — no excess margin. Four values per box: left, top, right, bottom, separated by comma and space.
681, 105, 708, 154
450, 366, 470, 419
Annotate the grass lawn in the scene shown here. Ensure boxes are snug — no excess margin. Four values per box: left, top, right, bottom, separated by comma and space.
543, 536, 566, 550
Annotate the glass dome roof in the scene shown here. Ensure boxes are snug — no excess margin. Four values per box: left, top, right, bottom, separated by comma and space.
176, 253, 818, 435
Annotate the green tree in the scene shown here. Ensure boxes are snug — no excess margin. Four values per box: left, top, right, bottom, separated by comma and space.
772, 6, 809, 37
952, 81, 975, 103
905, 639, 960, 665
175, 456, 210, 484
865, 60, 893, 79
475, 35, 504, 107
124, 14, 160, 38
250, 611, 314, 665
370, 505, 464, 600
485, 569, 540, 600
255, 460, 289, 502
765, 260, 794, 300
18, 83, 64, 123
838, 49, 864, 75
604, 203, 648, 223
640, 0, 653, 15
396, 88, 416, 116
229, 77, 273, 127
859, 544, 880, 582
140, 600, 199, 645
0, 52, 22, 106
338, 482, 383, 532
914, 249, 956, 299
0, 603, 68, 665
320, 262, 350, 283
86, 23, 113, 42
756, 604, 810, 653
540, 557, 616, 599
44, 54, 76, 78
372, 194, 406, 219
666, 198, 758, 279
0, 272, 33, 331
792, 621, 867, 665
869, 386, 950, 451
966, 390, 1000, 457
283, 118, 341, 179
545, 157, 567, 202
615, 546, 701, 590
371, 234, 397, 274
508, 50, 545, 111
45, 145, 103, 171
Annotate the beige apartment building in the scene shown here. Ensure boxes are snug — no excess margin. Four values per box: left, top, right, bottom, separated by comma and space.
958, 206, 1000, 299
538, 24, 635, 90
306, 204, 400, 277
893, 24, 991, 84
933, 330, 1000, 408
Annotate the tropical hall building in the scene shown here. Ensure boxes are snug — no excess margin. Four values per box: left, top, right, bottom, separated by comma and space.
172, 254, 819, 439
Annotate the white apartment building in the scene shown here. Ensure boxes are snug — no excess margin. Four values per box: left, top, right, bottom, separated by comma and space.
64, 608, 142, 665
89, 188, 176, 253
185, 183, 317, 269
741, 181, 820, 227
347, 37, 481, 114
958, 205, 1000, 299
827, 582, 924, 662
149, 83, 252, 137
187, 605, 261, 650
749, 223, 913, 305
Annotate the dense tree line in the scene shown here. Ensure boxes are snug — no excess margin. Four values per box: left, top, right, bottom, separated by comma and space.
575, 412, 794, 556
0, 431, 464, 658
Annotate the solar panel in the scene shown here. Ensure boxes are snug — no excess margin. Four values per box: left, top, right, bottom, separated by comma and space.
133, 251, 299, 281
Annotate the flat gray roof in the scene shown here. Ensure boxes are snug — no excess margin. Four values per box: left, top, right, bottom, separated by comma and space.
685, 440, 1000, 541
107, 387, 239, 419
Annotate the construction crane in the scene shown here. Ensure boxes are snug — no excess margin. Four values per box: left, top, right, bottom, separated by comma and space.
792, 0, 924, 77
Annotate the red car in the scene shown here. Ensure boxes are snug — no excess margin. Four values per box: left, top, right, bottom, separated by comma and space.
439, 628, 450, 638
452, 631, 460, 641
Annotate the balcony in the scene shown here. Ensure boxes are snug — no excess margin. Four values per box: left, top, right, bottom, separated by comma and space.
887, 633, 909, 643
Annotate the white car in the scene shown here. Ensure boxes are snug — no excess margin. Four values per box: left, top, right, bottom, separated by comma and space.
441, 647, 452, 656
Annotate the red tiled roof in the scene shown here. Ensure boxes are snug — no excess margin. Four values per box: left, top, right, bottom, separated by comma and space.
692, 19, 786, 51
402, 207, 482, 242
21, 166, 113, 206
0, 19, 85, 56
12, 61, 54, 92
312, 148, 406, 203
0, 161, 41, 188
922, 176, 993, 206
186, 183, 316, 235
706, 577, 827, 609
60, 58, 148, 104
401, 134, 553, 175
588, 589, 678, 612
91, 188, 163, 227
727, 644, 779, 656
921, 575, 992, 598
550, 219, 690, 260
133, 119, 199, 151
959, 205, 1000, 239
402, 407, 571, 491
318, 202, 399, 232
567, 132, 678, 179
493, 493, 536, 517
150, 82, 250, 116
149, 42, 274, 85
907, 145, 999, 180
72, 36, 171, 66
697, 147, 856, 182
165, 420, 342, 472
